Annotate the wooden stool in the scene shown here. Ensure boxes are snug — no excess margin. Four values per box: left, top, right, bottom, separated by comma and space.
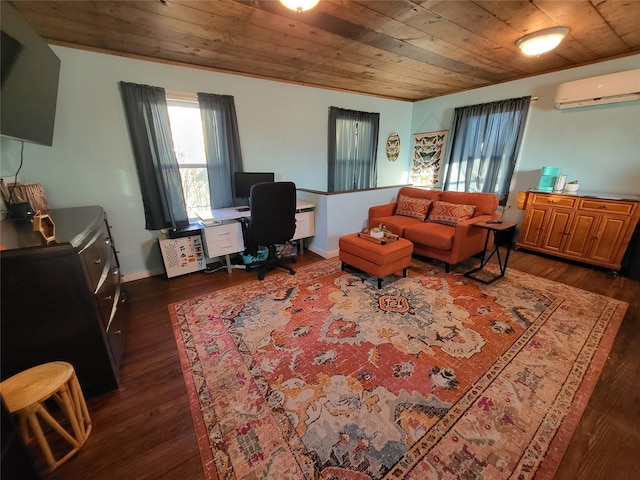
0, 361, 92, 474
339, 232, 414, 288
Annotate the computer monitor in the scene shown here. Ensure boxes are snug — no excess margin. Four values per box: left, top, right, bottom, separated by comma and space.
234, 172, 275, 198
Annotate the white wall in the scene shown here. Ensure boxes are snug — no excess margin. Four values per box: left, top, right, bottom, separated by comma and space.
411, 54, 640, 224
0, 46, 413, 279
298, 187, 403, 258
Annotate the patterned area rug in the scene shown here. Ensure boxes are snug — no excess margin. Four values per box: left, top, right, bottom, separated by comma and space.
168, 258, 626, 480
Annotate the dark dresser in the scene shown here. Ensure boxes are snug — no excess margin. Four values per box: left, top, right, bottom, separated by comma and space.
0, 206, 126, 397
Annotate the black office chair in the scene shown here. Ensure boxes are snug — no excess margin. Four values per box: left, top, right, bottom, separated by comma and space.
239, 181, 297, 280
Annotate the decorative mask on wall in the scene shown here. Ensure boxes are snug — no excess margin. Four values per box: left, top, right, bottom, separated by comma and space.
386, 133, 400, 162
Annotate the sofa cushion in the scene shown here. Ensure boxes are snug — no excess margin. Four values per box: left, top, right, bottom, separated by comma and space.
398, 187, 442, 202
369, 215, 423, 236
395, 194, 432, 221
440, 191, 498, 216
404, 222, 455, 251
427, 201, 476, 226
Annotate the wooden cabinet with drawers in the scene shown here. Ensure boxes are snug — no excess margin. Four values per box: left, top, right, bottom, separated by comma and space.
516, 191, 640, 271
0, 206, 126, 397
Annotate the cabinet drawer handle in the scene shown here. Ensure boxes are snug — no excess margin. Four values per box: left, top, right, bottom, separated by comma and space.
105, 295, 113, 301
548, 199, 556, 203
600, 205, 608, 209
105, 238, 111, 246
114, 330, 122, 335
94, 258, 102, 264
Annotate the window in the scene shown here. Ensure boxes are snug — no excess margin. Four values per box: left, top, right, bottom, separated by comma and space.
119, 83, 243, 230
167, 99, 211, 218
444, 97, 531, 205
328, 107, 379, 192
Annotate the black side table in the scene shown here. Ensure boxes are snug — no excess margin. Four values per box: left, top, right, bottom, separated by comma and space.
464, 220, 518, 284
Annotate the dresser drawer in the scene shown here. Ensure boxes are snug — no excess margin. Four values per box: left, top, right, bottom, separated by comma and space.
96, 264, 121, 330
204, 222, 240, 240
293, 211, 315, 240
203, 222, 244, 258
206, 237, 245, 257
578, 198, 635, 216
80, 222, 112, 292
530, 193, 577, 208
105, 286, 127, 370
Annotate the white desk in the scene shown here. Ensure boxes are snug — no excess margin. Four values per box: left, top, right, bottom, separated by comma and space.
197, 201, 315, 272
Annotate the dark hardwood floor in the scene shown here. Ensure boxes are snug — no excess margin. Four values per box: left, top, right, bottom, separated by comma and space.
45, 250, 639, 480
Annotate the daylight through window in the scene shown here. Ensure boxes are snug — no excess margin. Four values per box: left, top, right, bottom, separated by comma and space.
167, 99, 211, 218
444, 97, 531, 205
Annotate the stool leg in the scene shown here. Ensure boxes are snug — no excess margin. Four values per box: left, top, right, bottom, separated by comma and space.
18, 415, 30, 444
36, 404, 79, 448
54, 384, 83, 442
377, 278, 382, 289
25, 409, 57, 468
69, 389, 85, 438
70, 374, 91, 438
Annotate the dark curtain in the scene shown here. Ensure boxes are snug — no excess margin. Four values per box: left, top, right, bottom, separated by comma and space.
328, 107, 379, 192
119, 81, 188, 230
444, 96, 531, 205
197, 93, 244, 208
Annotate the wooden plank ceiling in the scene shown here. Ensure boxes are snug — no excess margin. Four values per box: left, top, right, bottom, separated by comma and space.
9, 0, 640, 101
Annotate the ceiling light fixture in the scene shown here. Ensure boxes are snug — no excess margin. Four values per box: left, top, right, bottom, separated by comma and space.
516, 27, 570, 56
279, 0, 319, 13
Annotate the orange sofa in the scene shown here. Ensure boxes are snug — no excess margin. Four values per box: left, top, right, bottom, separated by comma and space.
368, 186, 499, 272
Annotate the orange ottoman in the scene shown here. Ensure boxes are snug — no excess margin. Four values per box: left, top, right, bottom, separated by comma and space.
339, 232, 413, 288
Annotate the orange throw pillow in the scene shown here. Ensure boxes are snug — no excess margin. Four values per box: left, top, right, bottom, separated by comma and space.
427, 201, 476, 226
395, 195, 432, 221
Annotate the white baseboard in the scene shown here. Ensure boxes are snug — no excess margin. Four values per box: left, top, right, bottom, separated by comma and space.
307, 245, 339, 259
122, 268, 163, 282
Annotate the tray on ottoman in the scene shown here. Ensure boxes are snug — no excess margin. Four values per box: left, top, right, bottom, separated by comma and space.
357, 230, 400, 245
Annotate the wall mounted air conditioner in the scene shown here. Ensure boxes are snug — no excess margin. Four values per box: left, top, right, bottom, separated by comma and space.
554, 69, 640, 110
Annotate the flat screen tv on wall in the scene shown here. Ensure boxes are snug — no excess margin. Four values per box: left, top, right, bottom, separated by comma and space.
1, 2, 60, 147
